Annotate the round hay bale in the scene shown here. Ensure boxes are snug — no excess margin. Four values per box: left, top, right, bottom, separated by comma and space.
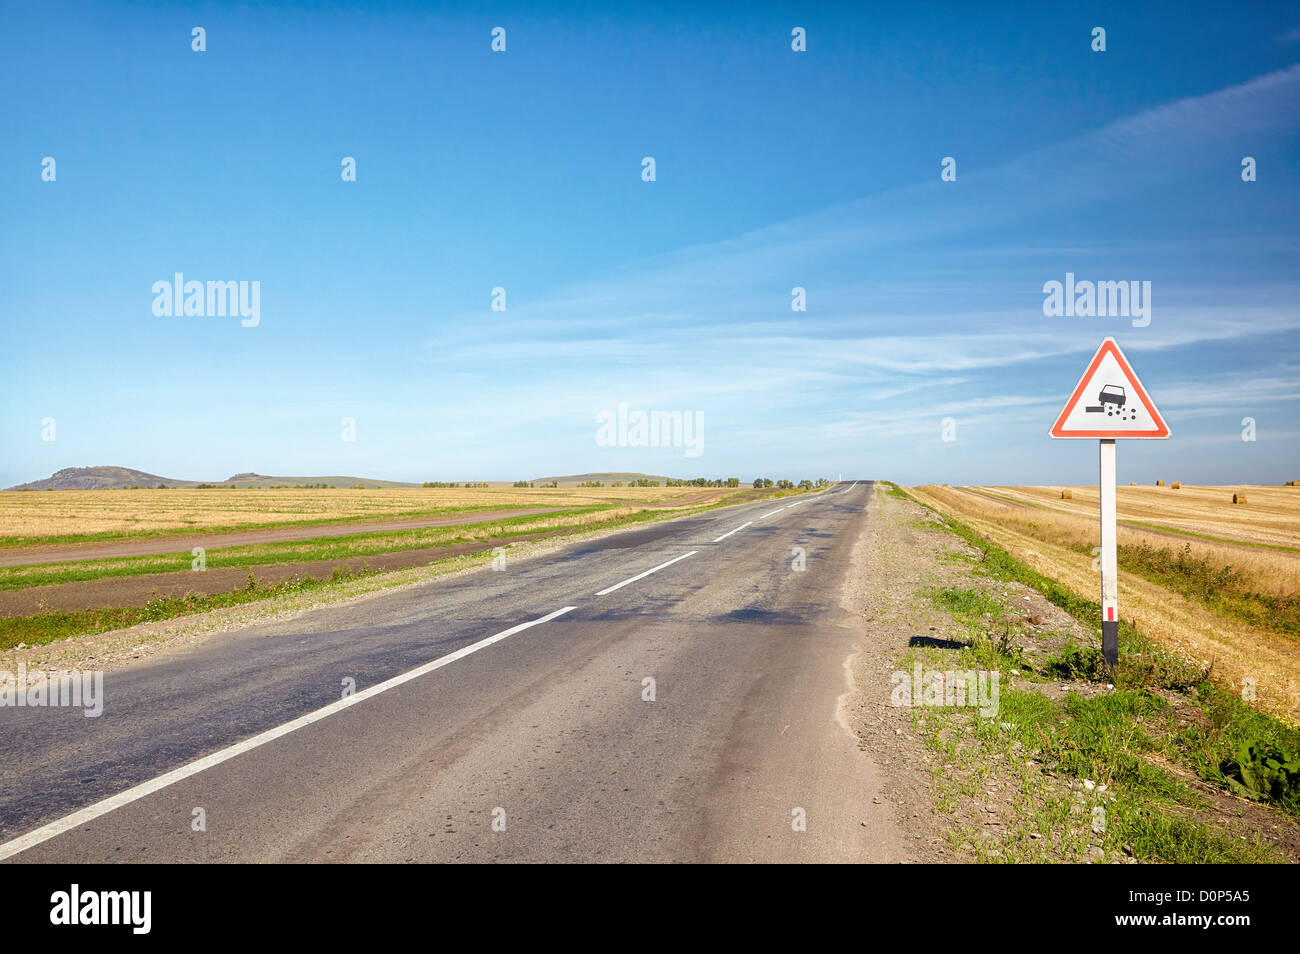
1233, 493, 1248, 504
1060, 489, 1072, 499
1171, 481, 1181, 489
1155, 480, 1165, 487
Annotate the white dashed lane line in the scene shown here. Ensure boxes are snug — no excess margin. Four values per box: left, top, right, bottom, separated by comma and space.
594, 550, 698, 596
712, 522, 752, 543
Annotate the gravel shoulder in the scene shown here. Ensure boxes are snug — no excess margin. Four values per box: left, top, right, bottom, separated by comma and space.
840, 481, 957, 860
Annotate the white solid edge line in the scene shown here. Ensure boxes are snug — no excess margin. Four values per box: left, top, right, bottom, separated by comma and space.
595, 550, 697, 596
0, 605, 578, 862
712, 521, 752, 543
758, 507, 786, 519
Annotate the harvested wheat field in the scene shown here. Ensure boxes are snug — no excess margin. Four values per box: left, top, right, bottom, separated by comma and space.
909, 484, 1300, 723
0, 485, 734, 543
981, 483, 1300, 548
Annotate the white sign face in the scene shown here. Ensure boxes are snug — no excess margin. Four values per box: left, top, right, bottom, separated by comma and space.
1050, 337, 1169, 439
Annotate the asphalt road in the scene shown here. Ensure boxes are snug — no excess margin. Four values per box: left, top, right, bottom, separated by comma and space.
0, 480, 902, 863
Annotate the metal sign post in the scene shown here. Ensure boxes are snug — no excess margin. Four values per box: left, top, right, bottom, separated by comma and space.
1050, 338, 1169, 671
1099, 438, 1118, 666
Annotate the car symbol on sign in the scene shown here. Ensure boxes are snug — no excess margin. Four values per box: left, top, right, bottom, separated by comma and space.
1085, 384, 1137, 420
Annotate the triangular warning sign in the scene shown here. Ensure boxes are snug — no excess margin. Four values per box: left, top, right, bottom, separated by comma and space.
1050, 337, 1169, 439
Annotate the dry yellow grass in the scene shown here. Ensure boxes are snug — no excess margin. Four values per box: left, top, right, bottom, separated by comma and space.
983, 484, 1300, 547
917, 485, 1300, 599
908, 484, 1300, 723
0, 486, 732, 541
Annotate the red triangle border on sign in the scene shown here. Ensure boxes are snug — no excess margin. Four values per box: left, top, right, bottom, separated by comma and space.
1049, 338, 1170, 439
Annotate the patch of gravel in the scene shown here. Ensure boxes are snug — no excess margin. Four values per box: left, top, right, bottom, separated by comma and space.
839, 487, 956, 861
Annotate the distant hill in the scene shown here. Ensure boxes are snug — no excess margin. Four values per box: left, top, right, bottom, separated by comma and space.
6, 466, 202, 490
6, 466, 420, 491
530, 472, 673, 487
220, 474, 420, 489
7, 467, 704, 492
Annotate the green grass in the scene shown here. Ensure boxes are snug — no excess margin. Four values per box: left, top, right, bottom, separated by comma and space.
924, 586, 1028, 671
1173, 685, 1300, 821
1117, 541, 1300, 641
922, 680, 1280, 863
886, 481, 1296, 860
1038, 691, 1276, 862
0, 565, 382, 650
930, 586, 1005, 619
1042, 641, 1108, 681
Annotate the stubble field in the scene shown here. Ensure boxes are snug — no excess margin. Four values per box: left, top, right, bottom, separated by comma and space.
0, 485, 729, 545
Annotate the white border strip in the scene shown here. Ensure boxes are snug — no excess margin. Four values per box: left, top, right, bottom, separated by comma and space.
758, 507, 786, 519
0, 605, 578, 861
595, 551, 697, 596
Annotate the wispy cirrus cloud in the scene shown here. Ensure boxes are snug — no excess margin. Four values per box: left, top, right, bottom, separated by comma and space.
412, 65, 1299, 483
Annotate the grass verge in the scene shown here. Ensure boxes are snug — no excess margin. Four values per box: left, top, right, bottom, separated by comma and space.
886, 482, 1299, 862
0, 566, 382, 650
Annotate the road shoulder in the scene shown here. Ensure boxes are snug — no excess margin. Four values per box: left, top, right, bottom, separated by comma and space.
844, 484, 1300, 863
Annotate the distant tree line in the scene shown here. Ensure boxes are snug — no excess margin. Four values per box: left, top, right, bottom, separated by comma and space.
752, 477, 830, 490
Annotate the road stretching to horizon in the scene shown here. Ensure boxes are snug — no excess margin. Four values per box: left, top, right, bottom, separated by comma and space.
0, 481, 899, 863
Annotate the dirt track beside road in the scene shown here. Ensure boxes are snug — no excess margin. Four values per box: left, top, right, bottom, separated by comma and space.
0, 508, 564, 567
0, 529, 586, 618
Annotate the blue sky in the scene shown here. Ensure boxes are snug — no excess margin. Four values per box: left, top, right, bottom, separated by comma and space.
2, 1, 1298, 487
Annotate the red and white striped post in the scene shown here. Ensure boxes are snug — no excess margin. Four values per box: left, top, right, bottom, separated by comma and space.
1049, 338, 1170, 672
1099, 438, 1119, 667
